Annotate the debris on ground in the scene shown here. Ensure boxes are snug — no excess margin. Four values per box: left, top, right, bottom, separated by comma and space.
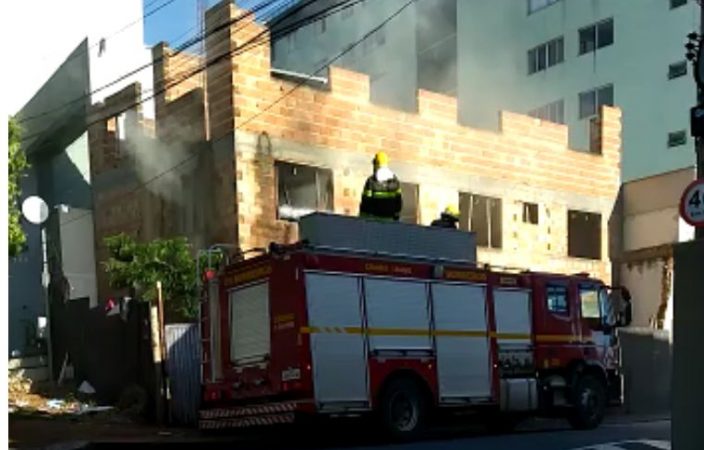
77, 381, 96, 395
8, 373, 116, 419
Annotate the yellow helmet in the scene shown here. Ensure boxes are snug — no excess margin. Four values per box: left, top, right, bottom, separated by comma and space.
373, 151, 389, 167
443, 205, 460, 219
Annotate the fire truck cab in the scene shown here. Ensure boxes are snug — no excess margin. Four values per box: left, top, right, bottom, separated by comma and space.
199, 214, 631, 438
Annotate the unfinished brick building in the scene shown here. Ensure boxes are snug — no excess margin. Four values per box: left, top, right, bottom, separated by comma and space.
89, 0, 622, 299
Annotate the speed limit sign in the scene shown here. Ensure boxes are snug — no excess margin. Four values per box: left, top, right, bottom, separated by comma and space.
680, 178, 704, 227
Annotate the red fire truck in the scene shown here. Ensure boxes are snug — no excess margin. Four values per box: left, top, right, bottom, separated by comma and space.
198, 219, 631, 438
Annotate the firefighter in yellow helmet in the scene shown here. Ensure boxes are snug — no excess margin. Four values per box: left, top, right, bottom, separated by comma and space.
359, 152, 403, 221
431, 205, 460, 229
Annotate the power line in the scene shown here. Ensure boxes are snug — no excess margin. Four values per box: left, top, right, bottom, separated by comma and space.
18, 0, 351, 143
20, 0, 181, 91
16, 0, 292, 125
17, 0, 277, 125
53, 0, 408, 230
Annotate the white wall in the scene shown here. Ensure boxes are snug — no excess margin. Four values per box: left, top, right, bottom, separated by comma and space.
7, 0, 153, 117
621, 260, 668, 329
59, 208, 98, 307
458, 0, 698, 182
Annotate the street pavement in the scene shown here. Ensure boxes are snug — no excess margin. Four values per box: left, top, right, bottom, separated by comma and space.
70, 417, 670, 450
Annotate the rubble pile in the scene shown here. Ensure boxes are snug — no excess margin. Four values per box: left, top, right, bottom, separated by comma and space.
8, 374, 115, 418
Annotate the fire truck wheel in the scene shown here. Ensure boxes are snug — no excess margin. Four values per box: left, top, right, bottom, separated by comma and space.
568, 374, 607, 430
378, 378, 428, 440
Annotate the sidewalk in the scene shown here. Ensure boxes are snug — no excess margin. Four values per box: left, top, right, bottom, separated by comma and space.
8, 415, 197, 449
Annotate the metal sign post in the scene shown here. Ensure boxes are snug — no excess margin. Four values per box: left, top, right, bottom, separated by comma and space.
686, 5, 704, 239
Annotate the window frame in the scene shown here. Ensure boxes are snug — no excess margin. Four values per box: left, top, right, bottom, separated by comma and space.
529, 99, 564, 124
579, 18, 614, 55
667, 130, 687, 148
527, 0, 561, 15
579, 84, 613, 119
275, 161, 334, 221
668, 61, 688, 79
522, 202, 539, 225
567, 210, 602, 260
459, 193, 503, 249
546, 284, 569, 316
528, 36, 564, 75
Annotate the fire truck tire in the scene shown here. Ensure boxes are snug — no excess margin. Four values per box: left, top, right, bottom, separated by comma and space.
378, 377, 428, 440
567, 374, 607, 430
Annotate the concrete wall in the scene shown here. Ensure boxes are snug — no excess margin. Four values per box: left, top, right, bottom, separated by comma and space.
458, 0, 698, 182
617, 167, 695, 331
672, 238, 704, 450
619, 328, 672, 415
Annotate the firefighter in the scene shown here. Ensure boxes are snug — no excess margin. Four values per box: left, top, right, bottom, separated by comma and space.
359, 152, 403, 221
431, 205, 460, 229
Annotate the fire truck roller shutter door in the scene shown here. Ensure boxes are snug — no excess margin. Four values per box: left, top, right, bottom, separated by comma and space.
305, 273, 369, 407
431, 282, 492, 401
492, 288, 534, 377
363, 278, 432, 352
229, 282, 271, 364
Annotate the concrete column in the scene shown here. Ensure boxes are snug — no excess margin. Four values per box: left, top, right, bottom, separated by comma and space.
672, 238, 704, 450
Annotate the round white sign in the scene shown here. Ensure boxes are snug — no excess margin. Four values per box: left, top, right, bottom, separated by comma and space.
21, 196, 49, 225
680, 178, 704, 227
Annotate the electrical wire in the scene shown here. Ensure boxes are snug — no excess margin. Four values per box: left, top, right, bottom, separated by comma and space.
16, 0, 181, 104
18, 0, 353, 142
50, 0, 415, 230
16, 0, 292, 125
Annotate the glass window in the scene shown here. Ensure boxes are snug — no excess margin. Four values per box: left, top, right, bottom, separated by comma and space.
579, 85, 612, 118
528, 37, 563, 75
536, 45, 547, 72
528, 48, 538, 74
547, 285, 569, 314
548, 37, 564, 66
580, 18, 613, 55
668, 61, 688, 79
670, 0, 687, 9
579, 26, 596, 55
528, 0, 560, 14
597, 19, 614, 49
579, 90, 596, 118
580, 286, 601, 319
668, 130, 687, 147
597, 84, 614, 108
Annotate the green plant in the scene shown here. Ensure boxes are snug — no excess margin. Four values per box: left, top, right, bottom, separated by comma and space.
8, 117, 29, 257
103, 234, 199, 322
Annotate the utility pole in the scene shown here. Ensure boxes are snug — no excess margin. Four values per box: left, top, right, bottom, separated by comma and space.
686, 1, 704, 239
697, 3, 704, 240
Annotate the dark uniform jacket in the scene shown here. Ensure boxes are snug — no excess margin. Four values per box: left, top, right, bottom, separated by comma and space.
359, 172, 403, 220
431, 213, 459, 229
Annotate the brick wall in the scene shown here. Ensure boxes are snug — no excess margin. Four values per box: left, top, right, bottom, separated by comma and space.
152, 43, 205, 137
202, 1, 621, 282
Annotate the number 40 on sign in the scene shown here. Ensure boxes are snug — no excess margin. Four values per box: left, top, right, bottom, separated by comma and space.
680, 178, 704, 227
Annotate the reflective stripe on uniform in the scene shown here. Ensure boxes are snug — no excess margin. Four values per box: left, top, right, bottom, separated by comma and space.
363, 189, 402, 199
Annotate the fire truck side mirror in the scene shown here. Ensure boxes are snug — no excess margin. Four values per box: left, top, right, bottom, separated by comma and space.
618, 299, 633, 327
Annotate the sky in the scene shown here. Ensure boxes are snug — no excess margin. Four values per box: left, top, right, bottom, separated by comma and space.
142, 0, 294, 48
